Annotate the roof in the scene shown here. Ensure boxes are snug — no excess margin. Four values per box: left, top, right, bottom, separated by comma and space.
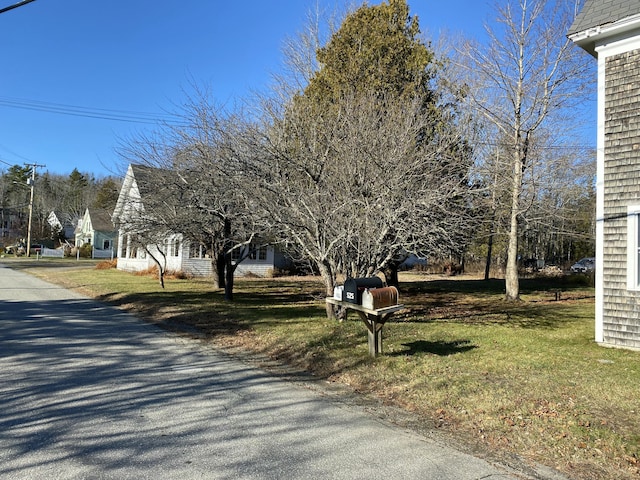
112, 163, 179, 222
569, 0, 640, 35
87, 208, 115, 232
130, 163, 166, 197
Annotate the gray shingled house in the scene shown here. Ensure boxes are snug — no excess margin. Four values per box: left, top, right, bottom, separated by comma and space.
569, 0, 640, 349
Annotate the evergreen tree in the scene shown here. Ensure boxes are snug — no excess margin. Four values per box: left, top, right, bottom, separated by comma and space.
92, 178, 121, 211
305, 0, 434, 103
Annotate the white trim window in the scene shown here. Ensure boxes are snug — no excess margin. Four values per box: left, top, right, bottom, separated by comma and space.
189, 243, 205, 259
249, 244, 267, 261
627, 205, 640, 291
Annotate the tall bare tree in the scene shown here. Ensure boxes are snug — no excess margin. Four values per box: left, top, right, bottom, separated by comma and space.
457, 0, 593, 300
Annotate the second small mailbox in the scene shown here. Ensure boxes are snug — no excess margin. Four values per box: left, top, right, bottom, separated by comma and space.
343, 277, 384, 304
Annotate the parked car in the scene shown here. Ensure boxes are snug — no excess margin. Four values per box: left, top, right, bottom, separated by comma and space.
570, 257, 595, 273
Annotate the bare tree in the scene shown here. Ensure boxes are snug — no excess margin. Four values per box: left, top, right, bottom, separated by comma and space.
248, 88, 474, 317
275, 2, 344, 95
116, 88, 268, 300
457, 0, 593, 300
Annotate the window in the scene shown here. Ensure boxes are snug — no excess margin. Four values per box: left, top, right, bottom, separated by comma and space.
627, 206, 640, 291
103, 240, 111, 250
189, 243, 204, 259
249, 244, 267, 261
172, 239, 180, 257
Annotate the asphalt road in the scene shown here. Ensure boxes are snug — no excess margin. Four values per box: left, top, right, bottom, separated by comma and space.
0, 264, 544, 479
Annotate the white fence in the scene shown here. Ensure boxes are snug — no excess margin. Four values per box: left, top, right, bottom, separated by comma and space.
38, 247, 114, 260
41, 247, 64, 258
92, 248, 114, 259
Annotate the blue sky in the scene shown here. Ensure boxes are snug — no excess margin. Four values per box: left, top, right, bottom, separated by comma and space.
0, 0, 582, 178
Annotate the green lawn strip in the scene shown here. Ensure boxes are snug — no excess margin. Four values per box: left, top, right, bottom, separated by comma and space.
22, 263, 640, 479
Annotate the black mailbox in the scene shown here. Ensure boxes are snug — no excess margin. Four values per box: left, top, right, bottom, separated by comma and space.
343, 277, 384, 304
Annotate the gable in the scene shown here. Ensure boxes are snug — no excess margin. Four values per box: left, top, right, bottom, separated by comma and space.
113, 163, 174, 223
79, 208, 115, 234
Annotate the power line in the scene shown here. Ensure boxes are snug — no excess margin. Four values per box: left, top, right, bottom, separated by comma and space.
0, 96, 183, 125
0, 157, 15, 168
0, 0, 36, 15
474, 140, 595, 152
0, 143, 33, 163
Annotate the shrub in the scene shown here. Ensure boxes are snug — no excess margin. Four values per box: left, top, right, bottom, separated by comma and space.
267, 267, 295, 278
165, 270, 191, 280
78, 244, 93, 258
95, 259, 117, 270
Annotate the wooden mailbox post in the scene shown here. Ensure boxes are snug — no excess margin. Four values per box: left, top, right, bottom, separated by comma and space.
325, 297, 404, 357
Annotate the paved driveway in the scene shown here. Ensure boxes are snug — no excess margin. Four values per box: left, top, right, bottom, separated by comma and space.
0, 264, 532, 479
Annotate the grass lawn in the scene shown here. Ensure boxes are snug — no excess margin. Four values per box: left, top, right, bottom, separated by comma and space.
8, 257, 640, 480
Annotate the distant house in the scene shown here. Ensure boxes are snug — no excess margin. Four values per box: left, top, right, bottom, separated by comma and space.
47, 211, 76, 241
75, 208, 117, 252
112, 164, 289, 277
568, 0, 640, 349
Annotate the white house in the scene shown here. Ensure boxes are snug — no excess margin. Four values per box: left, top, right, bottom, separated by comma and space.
47, 211, 77, 241
112, 164, 288, 278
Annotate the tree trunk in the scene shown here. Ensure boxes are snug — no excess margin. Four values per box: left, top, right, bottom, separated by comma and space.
211, 255, 223, 289
385, 263, 400, 288
318, 260, 336, 319
145, 247, 166, 289
214, 252, 227, 288
505, 146, 524, 301
505, 211, 519, 300
484, 231, 494, 281
224, 261, 235, 301
218, 219, 233, 291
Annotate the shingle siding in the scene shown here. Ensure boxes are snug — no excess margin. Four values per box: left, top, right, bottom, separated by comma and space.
602, 48, 640, 348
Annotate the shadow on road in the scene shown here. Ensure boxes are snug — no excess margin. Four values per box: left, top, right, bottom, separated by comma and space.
0, 298, 385, 478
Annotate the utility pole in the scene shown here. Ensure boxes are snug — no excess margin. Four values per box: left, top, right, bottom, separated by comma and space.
25, 163, 44, 257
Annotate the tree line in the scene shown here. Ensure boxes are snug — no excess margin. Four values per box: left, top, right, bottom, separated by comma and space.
0, 165, 120, 245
